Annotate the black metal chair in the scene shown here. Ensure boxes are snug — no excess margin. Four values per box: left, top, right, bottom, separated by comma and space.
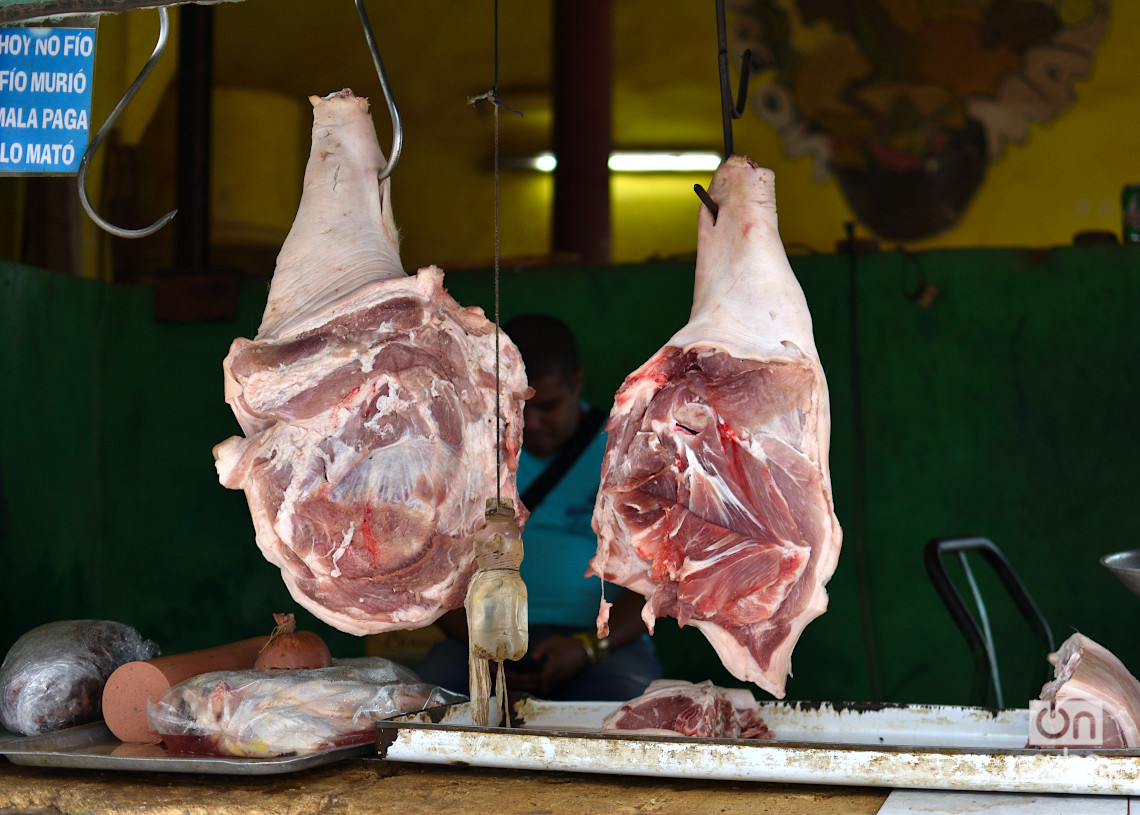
924, 536, 1055, 708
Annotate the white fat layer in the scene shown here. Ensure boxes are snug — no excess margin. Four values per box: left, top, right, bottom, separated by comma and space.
359, 344, 380, 374
241, 344, 367, 413
677, 539, 754, 577
681, 438, 754, 525
316, 436, 358, 484
363, 388, 417, 435
329, 437, 438, 510
329, 522, 355, 578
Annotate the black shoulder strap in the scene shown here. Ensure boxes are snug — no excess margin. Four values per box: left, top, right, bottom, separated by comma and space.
520, 406, 607, 513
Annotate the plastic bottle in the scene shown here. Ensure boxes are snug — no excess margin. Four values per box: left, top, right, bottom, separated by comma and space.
466, 498, 528, 662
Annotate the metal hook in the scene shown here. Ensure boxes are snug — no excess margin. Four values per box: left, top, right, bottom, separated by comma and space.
77, 7, 176, 239
354, 0, 403, 181
731, 50, 752, 119
695, 0, 754, 223
715, 0, 752, 157
693, 183, 719, 222
721, 62, 751, 152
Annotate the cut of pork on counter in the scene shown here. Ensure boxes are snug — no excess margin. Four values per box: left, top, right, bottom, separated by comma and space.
215, 90, 529, 636
589, 157, 841, 699
1031, 633, 1140, 748
602, 679, 773, 739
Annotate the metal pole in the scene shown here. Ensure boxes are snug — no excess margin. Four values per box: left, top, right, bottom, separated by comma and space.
175, 4, 212, 276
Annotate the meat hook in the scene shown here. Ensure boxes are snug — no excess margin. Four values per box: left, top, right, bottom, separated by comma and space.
77, 7, 177, 239
717, 48, 752, 156
695, 0, 753, 223
354, 0, 403, 181
693, 183, 719, 221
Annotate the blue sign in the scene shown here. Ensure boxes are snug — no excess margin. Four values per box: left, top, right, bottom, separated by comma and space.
0, 26, 96, 175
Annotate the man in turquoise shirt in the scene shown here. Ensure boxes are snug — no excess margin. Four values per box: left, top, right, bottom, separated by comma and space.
417, 314, 662, 701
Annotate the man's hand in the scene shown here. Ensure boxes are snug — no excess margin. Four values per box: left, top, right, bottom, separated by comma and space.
505, 634, 590, 694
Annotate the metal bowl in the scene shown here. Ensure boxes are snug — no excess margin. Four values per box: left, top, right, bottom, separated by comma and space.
1101, 550, 1140, 599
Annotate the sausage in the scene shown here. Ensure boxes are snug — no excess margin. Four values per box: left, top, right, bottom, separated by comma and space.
101, 636, 268, 743
0, 620, 157, 735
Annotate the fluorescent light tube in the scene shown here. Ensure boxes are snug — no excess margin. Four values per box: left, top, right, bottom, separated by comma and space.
508, 151, 723, 173
608, 152, 722, 172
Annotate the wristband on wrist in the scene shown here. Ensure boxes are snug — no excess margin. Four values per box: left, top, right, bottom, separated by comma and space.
570, 631, 611, 663
570, 632, 596, 662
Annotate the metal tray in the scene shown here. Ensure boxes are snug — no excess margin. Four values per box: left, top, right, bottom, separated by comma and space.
0, 721, 375, 775
376, 699, 1140, 796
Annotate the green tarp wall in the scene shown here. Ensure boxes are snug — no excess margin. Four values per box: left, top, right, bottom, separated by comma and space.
2, 246, 1139, 706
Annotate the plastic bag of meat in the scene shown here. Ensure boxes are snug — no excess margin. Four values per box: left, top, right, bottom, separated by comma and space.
147, 657, 463, 757
0, 620, 158, 735
601, 679, 773, 739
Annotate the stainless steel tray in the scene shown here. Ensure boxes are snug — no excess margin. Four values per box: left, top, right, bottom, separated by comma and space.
376, 699, 1140, 796
0, 722, 374, 775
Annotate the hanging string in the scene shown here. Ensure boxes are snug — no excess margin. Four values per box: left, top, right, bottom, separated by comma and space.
467, 0, 522, 114
494, 102, 502, 504
468, 0, 522, 506
492, 103, 501, 503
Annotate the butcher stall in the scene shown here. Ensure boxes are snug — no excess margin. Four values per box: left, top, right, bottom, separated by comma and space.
5, 0, 1140, 812
3, 697, 1140, 813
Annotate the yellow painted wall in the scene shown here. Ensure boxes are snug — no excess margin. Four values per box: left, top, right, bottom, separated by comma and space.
209, 1, 1140, 267
11, 0, 1140, 279
607, 1, 1140, 256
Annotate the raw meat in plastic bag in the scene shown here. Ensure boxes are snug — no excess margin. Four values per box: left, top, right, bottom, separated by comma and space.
0, 620, 158, 735
148, 657, 463, 757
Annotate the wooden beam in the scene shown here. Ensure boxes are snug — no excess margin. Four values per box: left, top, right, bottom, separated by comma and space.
551, 0, 612, 265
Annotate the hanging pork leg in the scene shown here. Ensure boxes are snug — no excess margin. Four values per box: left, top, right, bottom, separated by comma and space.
214, 90, 529, 636
589, 156, 841, 698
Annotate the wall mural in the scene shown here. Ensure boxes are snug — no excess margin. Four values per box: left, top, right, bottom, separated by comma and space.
731, 1, 1110, 241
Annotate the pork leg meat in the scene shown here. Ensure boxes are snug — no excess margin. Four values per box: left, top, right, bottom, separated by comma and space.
602, 679, 773, 739
1034, 633, 1140, 748
589, 156, 841, 698
214, 90, 528, 636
